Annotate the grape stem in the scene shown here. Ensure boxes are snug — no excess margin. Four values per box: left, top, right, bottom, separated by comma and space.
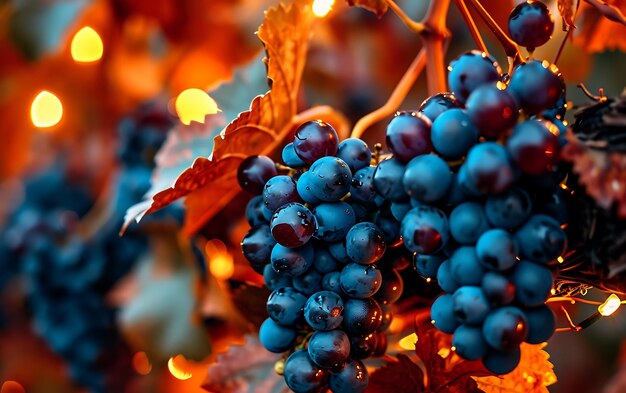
350, 0, 452, 138
464, 0, 522, 71
454, 0, 488, 54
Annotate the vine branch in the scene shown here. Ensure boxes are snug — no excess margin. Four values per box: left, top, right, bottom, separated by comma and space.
453, 0, 488, 54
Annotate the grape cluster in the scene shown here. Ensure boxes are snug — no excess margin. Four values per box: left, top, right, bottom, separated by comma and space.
0, 103, 175, 392
239, 121, 410, 393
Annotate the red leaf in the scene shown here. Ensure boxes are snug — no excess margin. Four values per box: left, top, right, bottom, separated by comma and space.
367, 354, 425, 392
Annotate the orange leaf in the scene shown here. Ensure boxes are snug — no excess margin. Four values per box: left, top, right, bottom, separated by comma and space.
575, 0, 626, 52
558, 0, 580, 28
472, 343, 557, 393
346, 0, 388, 17
123, 1, 314, 234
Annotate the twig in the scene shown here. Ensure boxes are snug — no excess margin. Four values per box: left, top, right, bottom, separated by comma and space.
422, 0, 452, 94
546, 296, 603, 305
350, 49, 427, 139
385, 0, 425, 33
553, 28, 572, 66
453, 0, 488, 54
464, 0, 522, 68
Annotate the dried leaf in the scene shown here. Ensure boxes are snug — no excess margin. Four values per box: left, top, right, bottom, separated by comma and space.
367, 354, 425, 392
202, 335, 290, 393
558, 0, 580, 28
346, 0, 388, 17
472, 343, 557, 393
574, 0, 626, 52
584, 0, 626, 25
124, 1, 315, 235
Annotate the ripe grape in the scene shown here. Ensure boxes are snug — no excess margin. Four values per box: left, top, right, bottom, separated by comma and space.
304, 291, 344, 331
447, 51, 502, 104
476, 229, 519, 271
452, 286, 491, 325
449, 246, 487, 286
449, 202, 490, 244
452, 324, 488, 360
465, 84, 519, 139
259, 318, 297, 353
339, 263, 382, 299
328, 359, 369, 393
481, 272, 516, 306
308, 157, 352, 201
282, 142, 307, 168
372, 157, 408, 202
402, 154, 452, 203
431, 294, 460, 334
313, 202, 356, 242
430, 108, 479, 159
482, 307, 528, 351
308, 329, 351, 370
270, 243, 315, 276
515, 214, 567, 263
482, 347, 521, 374
510, 260, 554, 307
293, 120, 339, 163
523, 304, 556, 344
345, 222, 386, 264
508, 60, 564, 115
343, 298, 383, 335
263, 175, 301, 212
508, 1, 554, 50
401, 206, 450, 254
237, 155, 277, 195
266, 287, 307, 326
484, 187, 532, 229
419, 92, 461, 121
464, 142, 515, 195
507, 120, 560, 175
385, 111, 433, 163
270, 203, 316, 248
336, 138, 372, 173
242, 225, 276, 273
284, 350, 329, 393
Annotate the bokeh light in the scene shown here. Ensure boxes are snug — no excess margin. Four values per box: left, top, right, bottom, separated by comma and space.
30, 91, 63, 128
71, 27, 104, 63
175, 88, 219, 125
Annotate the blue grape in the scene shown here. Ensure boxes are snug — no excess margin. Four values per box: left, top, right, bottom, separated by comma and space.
466, 84, 519, 139
308, 329, 350, 369
476, 229, 519, 271
350, 333, 377, 359
322, 271, 342, 293
448, 51, 502, 104
245, 195, 267, 227
464, 143, 515, 195
481, 272, 516, 306
263, 264, 293, 291
446, 173, 470, 206
270, 243, 315, 277
482, 347, 521, 374
313, 248, 341, 274
485, 187, 532, 229
337, 138, 372, 173
259, 318, 297, 353
452, 286, 491, 325
282, 142, 307, 168
508, 1, 554, 49
508, 60, 564, 115
372, 157, 408, 202
419, 92, 461, 122
375, 209, 402, 247
430, 109, 479, 159
284, 349, 329, 393
242, 225, 276, 273
293, 120, 339, 163
374, 268, 403, 305
343, 298, 383, 335
482, 306, 528, 351
293, 268, 324, 295
507, 120, 560, 175
266, 287, 307, 326
313, 202, 356, 242
308, 157, 352, 202
385, 112, 433, 163
346, 222, 386, 264
304, 291, 344, 330
515, 214, 567, 263
401, 206, 449, 254
263, 175, 301, 212
413, 253, 446, 280
449, 202, 490, 244
270, 203, 316, 248
431, 294, 460, 334
510, 260, 553, 307
237, 155, 278, 195
402, 154, 452, 203
452, 324, 489, 360
340, 263, 382, 299
297, 171, 323, 205
262, 204, 274, 221
437, 259, 460, 293
328, 359, 369, 393
523, 305, 556, 344
390, 202, 412, 221
449, 246, 487, 286
328, 240, 352, 264
350, 166, 384, 208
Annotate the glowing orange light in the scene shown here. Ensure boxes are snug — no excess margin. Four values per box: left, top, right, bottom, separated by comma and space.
71, 26, 103, 63
598, 294, 621, 316
168, 355, 193, 380
398, 333, 418, 350
1, 381, 25, 393
205, 239, 234, 280
175, 88, 219, 125
30, 91, 63, 128
557, 256, 564, 263
438, 347, 451, 358
312, 0, 334, 17
132, 351, 152, 375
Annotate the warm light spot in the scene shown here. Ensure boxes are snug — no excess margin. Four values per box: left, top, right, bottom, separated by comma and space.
388, 317, 402, 333
598, 294, 621, 316
557, 256, 564, 263
398, 333, 418, 350
31, 91, 63, 128
516, 322, 525, 332
205, 239, 234, 280
71, 26, 103, 63
438, 347, 451, 358
175, 88, 219, 125
1, 381, 25, 393
496, 81, 507, 90
312, 0, 334, 17
168, 355, 193, 380
550, 288, 556, 295
425, 277, 432, 283
560, 183, 569, 190
275, 359, 285, 375
133, 351, 152, 375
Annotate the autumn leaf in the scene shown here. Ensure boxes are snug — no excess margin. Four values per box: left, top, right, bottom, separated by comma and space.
346, 0, 388, 17
123, 1, 315, 234
558, 0, 580, 29
202, 335, 290, 393
367, 354, 425, 392
472, 343, 557, 393
574, 0, 626, 52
